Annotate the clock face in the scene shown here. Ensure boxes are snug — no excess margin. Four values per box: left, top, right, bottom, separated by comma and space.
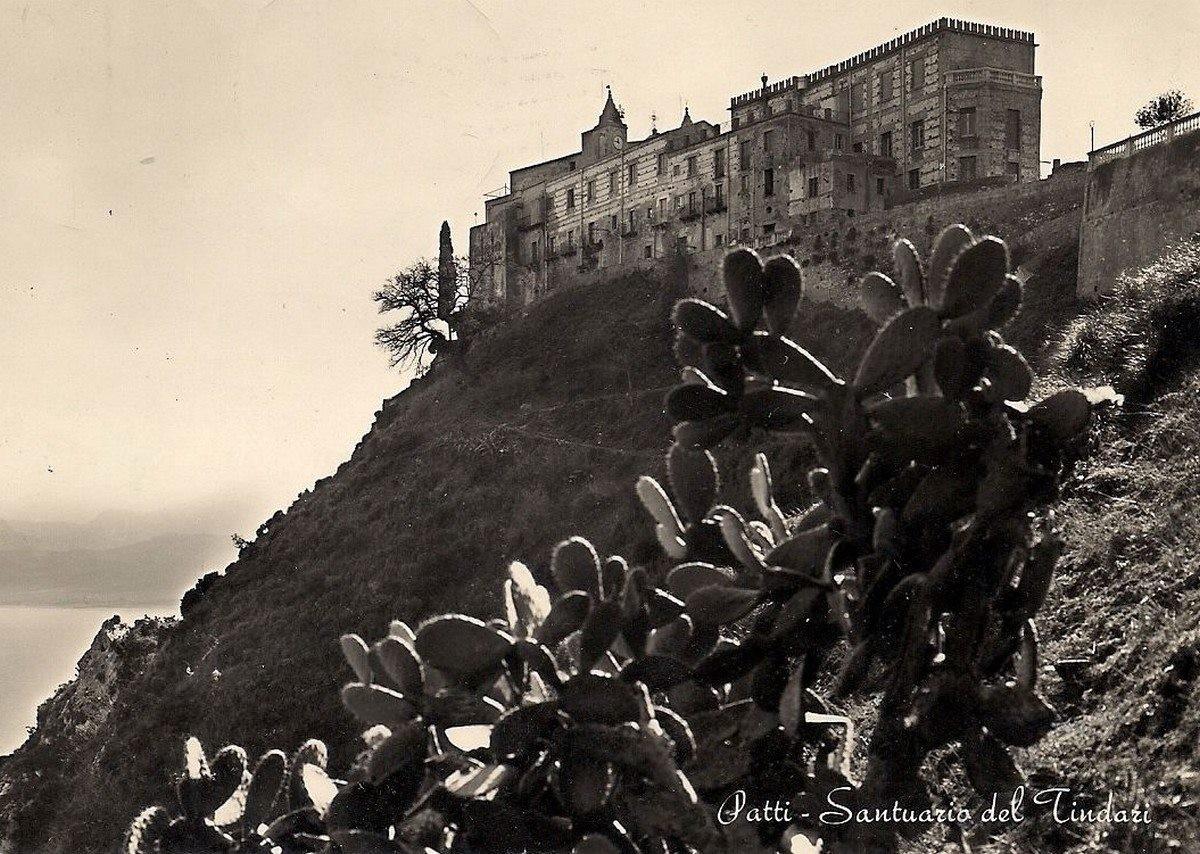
613, 138, 622, 150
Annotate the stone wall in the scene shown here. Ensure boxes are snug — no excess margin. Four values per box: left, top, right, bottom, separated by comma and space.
501, 167, 1086, 312
1078, 130, 1200, 295
755, 166, 1085, 308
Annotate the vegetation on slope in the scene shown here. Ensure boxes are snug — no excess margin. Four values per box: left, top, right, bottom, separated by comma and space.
996, 240, 1200, 852
1, 261, 877, 852
15, 211, 1196, 854
119, 230, 1100, 854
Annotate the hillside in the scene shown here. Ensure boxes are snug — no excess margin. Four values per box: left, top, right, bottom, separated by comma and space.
8, 183, 1193, 852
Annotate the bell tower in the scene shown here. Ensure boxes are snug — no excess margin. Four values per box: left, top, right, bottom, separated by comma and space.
580, 85, 628, 166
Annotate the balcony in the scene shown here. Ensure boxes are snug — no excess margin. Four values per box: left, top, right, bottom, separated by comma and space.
679, 207, 702, 223
1089, 110, 1200, 170
621, 227, 639, 239
704, 197, 727, 215
945, 67, 1041, 91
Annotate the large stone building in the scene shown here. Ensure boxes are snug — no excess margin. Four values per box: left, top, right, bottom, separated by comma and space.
470, 17, 1041, 305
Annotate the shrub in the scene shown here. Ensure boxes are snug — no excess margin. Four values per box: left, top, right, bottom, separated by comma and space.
123, 227, 1096, 854
1058, 239, 1200, 399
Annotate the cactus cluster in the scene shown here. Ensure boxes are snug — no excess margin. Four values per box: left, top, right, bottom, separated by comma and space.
125, 227, 1095, 853
123, 735, 341, 853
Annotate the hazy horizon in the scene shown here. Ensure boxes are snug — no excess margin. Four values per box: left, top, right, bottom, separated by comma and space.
2, 0, 1197, 532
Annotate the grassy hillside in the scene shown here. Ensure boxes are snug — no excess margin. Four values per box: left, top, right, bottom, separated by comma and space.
14, 205, 1188, 853
995, 241, 1200, 852
0, 260, 879, 852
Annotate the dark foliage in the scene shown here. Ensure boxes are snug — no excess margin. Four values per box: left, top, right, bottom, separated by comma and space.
120, 230, 1096, 854
1134, 90, 1193, 130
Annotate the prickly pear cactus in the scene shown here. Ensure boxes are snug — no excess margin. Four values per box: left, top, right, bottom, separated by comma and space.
124, 228, 1097, 854
656, 226, 1093, 850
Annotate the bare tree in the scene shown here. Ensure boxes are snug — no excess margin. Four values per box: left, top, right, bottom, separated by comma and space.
1135, 89, 1193, 129
373, 258, 456, 371
373, 222, 509, 373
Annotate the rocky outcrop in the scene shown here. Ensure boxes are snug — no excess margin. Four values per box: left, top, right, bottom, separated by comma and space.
0, 614, 172, 852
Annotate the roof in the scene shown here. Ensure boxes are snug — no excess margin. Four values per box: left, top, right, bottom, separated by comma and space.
599, 86, 625, 126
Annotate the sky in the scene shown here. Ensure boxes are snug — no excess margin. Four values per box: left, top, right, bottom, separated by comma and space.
0, 0, 1196, 531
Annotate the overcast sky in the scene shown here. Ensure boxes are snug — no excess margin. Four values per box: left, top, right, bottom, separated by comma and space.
1, 0, 1196, 528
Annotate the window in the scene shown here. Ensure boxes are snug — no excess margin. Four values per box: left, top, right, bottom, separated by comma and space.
877, 176, 885, 195
1005, 110, 1022, 150
847, 173, 856, 192
628, 209, 637, 231
673, 164, 681, 176
808, 175, 819, 197
740, 174, 749, 193
587, 221, 596, 244
908, 168, 920, 190
569, 160, 576, 171
763, 129, 777, 154
687, 155, 697, 176
714, 233, 724, 247
879, 70, 894, 102
530, 240, 539, 264
566, 188, 576, 210
657, 153, 666, 176
627, 162, 637, 186
959, 107, 977, 139
567, 229, 574, 248
910, 119, 924, 153
609, 171, 618, 195
644, 244, 653, 258
763, 223, 776, 235
1006, 160, 1021, 176
687, 191, 696, 213
714, 183, 724, 204
714, 148, 726, 179
741, 226, 751, 242
658, 198, 666, 218
852, 81, 867, 113
610, 213, 617, 231
675, 194, 684, 210
959, 156, 977, 181
909, 57, 925, 90
807, 130, 816, 151
587, 180, 595, 204
739, 139, 751, 169
647, 204, 654, 222
835, 133, 844, 150
732, 117, 741, 130
879, 130, 893, 158
547, 235, 555, 255
764, 168, 774, 197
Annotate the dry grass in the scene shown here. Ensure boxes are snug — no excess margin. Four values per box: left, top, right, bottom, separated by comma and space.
7, 237, 1199, 853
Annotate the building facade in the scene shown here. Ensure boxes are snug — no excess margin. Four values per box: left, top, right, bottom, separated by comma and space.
470, 18, 1041, 305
